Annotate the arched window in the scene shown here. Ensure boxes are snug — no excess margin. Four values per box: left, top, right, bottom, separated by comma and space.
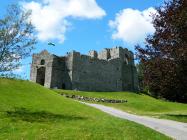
40, 59, 45, 65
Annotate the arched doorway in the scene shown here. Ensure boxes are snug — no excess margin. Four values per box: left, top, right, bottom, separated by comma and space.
62, 83, 66, 89
36, 67, 45, 86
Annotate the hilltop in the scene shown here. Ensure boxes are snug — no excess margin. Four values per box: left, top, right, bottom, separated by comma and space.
0, 78, 169, 140
54, 89, 187, 123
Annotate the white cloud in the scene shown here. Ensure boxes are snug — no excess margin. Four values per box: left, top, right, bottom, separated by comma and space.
109, 7, 157, 45
22, 0, 106, 43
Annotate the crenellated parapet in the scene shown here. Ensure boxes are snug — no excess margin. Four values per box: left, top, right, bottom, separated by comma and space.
30, 46, 138, 91
87, 46, 135, 66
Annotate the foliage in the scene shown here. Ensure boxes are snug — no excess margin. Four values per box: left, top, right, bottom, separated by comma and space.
0, 4, 36, 72
135, 0, 187, 102
0, 72, 25, 80
54, 89, 187, 123
136, 62, 149, 94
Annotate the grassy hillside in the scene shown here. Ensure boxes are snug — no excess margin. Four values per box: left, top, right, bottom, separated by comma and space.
0, 79, 170, 140
54, 90, 187, 123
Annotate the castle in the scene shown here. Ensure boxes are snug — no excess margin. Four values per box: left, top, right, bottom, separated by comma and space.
30, 46, 138, 91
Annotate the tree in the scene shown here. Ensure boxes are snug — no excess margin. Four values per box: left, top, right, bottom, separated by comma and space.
136, 0, 187, 102
136, 61, 148, 94
0, 4, 36, 72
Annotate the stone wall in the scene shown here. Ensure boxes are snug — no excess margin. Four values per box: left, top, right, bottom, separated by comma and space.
50, 56, 64, 88
30, 50, 54, 88
88, 50, 98, 58
98, 48, 110, 60
30, 47, 139, 91
71, 52, 122, 91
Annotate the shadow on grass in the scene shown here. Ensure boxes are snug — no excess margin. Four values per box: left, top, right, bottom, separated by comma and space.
5, 108, 86, 123
159, 114, 187, 123
165, 114, 187, 118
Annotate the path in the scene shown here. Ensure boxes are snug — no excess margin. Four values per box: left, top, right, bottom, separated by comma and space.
81, 102, 187, 140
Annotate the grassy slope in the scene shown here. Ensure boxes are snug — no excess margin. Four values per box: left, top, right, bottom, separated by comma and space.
54, 90, 187, 123
0, 79, 170, 140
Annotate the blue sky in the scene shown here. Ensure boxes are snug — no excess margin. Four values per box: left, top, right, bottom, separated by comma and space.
0, 0, 164, 79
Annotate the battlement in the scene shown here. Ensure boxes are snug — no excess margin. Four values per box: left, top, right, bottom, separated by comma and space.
87, 46, 133, 60
30, 46, 138, 91
88, 50, 98, 58
63, 47, 135, 67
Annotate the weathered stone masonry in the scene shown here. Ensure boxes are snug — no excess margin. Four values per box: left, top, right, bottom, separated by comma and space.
30, 46, 138, 91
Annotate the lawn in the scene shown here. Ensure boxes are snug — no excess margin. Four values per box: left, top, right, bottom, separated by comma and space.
0, 78, 170, 140
54, 89, 187, 123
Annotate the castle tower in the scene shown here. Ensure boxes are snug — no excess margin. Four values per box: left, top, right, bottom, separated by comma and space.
105, 46, 138, 91
30, 50, 72, 89
30, 50, 54, 88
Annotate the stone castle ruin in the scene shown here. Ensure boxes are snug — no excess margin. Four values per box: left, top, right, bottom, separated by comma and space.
30, 46, 138, 91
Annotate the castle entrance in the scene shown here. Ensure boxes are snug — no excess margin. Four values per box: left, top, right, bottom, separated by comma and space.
36, 67, 45, 86
62, 83, 66, 89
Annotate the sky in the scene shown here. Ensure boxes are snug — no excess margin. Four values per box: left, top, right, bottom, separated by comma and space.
0, 0, 165, 79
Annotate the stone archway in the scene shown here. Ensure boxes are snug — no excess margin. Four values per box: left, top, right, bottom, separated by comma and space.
36, 67, 45, 86
62, 83, 66, 89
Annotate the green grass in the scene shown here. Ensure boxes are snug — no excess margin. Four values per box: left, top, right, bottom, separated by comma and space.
54, 89, 187, 123
0, 79, 170, 140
